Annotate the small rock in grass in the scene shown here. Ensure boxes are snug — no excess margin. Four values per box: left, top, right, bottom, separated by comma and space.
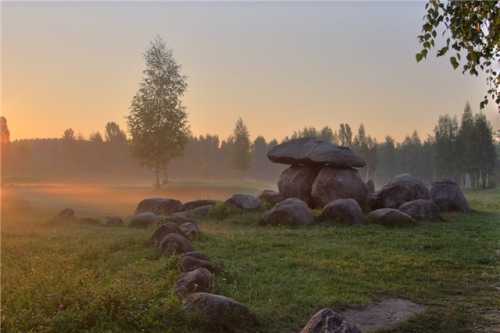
319, 198, 365, 225
79, 217, 101, 225
258, 189, 285, 206
182, 200, 217, 211
182, 251, 210, 261
184, 292, 258, 331
102, 216, 124, 226
51, 208, 76, 223
225, 194, 262, 210
180, 255, 220, 273
179, 222, 200, 240
367, 208, 416, 227
135, 198, 183, 215
300, 308, 361, 333
151, 223, 184, 246
175, 268, 214, 298
373, 174, 430, 209
164, 213, 197, 225
159, 233, 193, 256
129, 212, 160, 228
58, 208, 75, 219
261, 198, 314, 226
430, 179, 470, 213
182, 205, 213, 218
399, 199, 441, 221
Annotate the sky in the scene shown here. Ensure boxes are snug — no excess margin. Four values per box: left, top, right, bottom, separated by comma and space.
2, 1, 499, 142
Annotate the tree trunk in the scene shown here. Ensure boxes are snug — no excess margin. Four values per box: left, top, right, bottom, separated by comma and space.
154, 165, 160, 189
163, 167, 169, 185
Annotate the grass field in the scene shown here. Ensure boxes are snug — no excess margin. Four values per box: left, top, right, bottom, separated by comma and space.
1, 183, 499, 332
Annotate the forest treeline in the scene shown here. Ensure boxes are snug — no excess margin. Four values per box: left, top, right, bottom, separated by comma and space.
1, 103, 498, 188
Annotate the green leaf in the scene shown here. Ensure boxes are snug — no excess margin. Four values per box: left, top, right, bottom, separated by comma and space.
437, 46, 448, 56
450, 56, 459, 69
416, 52, 424, 62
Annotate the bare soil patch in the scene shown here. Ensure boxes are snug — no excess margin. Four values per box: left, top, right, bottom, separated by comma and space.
342, 298, 425, 332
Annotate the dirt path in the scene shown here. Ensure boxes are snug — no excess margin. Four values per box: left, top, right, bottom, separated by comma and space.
342, 298, 425, 332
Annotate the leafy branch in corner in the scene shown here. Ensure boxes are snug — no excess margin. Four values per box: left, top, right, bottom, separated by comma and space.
416, 0, 499, 110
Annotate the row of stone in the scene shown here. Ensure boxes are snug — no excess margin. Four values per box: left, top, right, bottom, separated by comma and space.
147, 211, 260, 332
51, 208, 125, 226
51, 205, 210, 229
50, 204, 360, 332
136, 198, 217, 216
128, 177, 468, 231
144, 199, 363, 332
260, 196, 433, 227
52, 207, 364, 332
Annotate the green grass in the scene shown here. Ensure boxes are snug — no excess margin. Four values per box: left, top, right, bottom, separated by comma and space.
2, 188, 500, 332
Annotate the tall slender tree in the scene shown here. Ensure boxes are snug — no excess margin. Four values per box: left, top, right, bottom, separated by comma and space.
62, 128, 75, 141
338, 123, 353, 147
0, 117, 10, 145
378, 136, 397, 183
128, 36, 189, 188
457, 103, 476, 185
434, 115, 460, 180
105, 122, 127, 144
474, 112, 496, 188
319, 126, 337, 143
89, 132, 104, 143
231, 118, 251, 173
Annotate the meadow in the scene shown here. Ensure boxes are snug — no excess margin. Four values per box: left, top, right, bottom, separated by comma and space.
1, 182, 499, 332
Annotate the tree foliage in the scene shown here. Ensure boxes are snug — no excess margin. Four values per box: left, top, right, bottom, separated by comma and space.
288, 126, 339, 144
0, 116, 10, 144
89, 132, 104, 143
105, 122, 127, 144
127, 36, 189, 188
416, 0, 499, 110
434, 103, 497, 188
338, 123, 353, 146
62, 128, 75, 141
231, 117, 251, 172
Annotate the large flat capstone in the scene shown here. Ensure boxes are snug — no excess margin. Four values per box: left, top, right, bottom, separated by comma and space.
267, 138, 366, 168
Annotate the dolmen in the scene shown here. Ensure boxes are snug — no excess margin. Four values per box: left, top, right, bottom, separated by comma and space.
267, 138, 368, 208
266, 138, 471, 226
